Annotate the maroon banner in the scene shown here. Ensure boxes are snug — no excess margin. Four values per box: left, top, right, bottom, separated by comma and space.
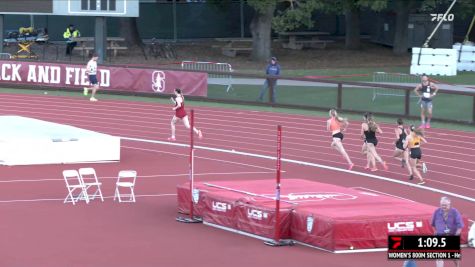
0, 60, 208, 96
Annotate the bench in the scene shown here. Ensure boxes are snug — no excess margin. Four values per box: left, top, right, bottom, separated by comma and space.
222, 47, 252, 57
214, 38, 253, 57
75, 46, 128, 57
282, 40, 335, 50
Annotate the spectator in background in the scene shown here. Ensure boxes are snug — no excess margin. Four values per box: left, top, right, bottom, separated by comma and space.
431, 196, 463, 267
63, 24, 80, 55
258, 56, 281, 103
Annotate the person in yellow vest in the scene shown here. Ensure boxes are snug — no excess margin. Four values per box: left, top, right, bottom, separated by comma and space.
63, 24, 80, 55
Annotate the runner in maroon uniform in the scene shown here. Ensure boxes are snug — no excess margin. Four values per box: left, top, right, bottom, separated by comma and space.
168, 88, 203, 141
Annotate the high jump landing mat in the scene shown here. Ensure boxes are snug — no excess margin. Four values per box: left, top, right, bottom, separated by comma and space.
0, 116, 120, 165
177, 179, 470, 252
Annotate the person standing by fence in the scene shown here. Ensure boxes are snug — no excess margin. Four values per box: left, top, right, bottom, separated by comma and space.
258, 56, 280, 103
414, 75, 439, 129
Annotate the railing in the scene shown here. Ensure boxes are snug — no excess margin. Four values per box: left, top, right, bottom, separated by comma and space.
0, 58, 473, 125
194, 70, 475, 125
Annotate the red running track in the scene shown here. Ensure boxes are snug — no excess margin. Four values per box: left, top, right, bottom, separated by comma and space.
0, 92, 473, 267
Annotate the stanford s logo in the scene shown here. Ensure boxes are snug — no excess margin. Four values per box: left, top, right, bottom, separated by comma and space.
152, 71, 166, 92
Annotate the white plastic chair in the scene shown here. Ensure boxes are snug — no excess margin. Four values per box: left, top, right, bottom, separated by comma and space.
78, 168, 104, 202
114, 170, 137, 203
63, 169, 89, 205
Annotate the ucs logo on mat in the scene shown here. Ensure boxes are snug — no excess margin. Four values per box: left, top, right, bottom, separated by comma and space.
152, 70, 166, 93
247, 209, 268, 220
387, 221, 423, 233
212, 201, 232, 212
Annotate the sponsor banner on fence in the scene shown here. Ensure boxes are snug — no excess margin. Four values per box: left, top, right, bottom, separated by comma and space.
0, 60, 208, 96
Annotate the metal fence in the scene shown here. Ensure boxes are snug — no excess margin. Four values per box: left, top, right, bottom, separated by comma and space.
0, 53, 12, 59
181, 61, 233, 92
372, 72, 421, 101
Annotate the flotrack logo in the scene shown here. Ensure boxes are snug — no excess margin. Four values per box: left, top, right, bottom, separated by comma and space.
212, 201, 231, 212
287, 192, 357, 201
152, 70, 166, 92
387, 221, 423, 233
247, 209, 268, 220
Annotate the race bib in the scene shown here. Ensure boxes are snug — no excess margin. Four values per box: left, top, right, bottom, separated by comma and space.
423, 92, 431, 98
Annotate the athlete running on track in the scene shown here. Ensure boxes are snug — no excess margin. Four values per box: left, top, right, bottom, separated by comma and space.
326, 109, 354, 170
360, 113, 388, 171
404, 125, 427, 185
393, 118, 410, 171
168, 88, 203, 141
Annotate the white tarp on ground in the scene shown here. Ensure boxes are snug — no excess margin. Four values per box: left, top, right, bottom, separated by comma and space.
0, 116, 120, 165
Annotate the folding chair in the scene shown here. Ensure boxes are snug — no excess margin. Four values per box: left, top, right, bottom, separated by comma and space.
62, 170, 89, 205
114, 170, 137, 203
78, 168, 104, 202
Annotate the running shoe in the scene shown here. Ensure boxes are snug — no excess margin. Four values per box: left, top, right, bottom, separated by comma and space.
417, 180, 426, 185
382, 161, 388, 171
348, 163, 354, 170
422, 162, 428, 173
167, 137, 176, 141
419, 123, 426, 129
371, 168, 378, 172
409, 175, 414, 180
83, 87, 89, 96
89, 97, 98, 102
426, 123, 431, 129
198, 130, 203, 139
364, 165, 370, 170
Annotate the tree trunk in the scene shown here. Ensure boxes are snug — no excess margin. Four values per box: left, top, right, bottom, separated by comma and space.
250, 4, 275, 62
393, 0, 413, 55
345, 6, 360, 49
119, 17, 143, 47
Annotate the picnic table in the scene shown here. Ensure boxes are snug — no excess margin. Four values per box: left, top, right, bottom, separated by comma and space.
278, 31, 333, 50
214, 38, 253, 57
72, 37, 128, 57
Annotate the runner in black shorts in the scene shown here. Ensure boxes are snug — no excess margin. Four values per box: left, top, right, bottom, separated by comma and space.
404, 125, 427, 185
393, 118, 409, 169
360, 113, 387, 172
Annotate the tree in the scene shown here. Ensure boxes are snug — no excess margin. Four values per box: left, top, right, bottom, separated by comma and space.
247, 0, 277, 61
119, 17, 143, 48
273, 0, 387, 49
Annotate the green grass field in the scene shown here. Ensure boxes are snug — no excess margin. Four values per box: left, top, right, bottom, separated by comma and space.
241, 67, 475, 85
209, 83, 474, 123
1, 86, 474, 132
